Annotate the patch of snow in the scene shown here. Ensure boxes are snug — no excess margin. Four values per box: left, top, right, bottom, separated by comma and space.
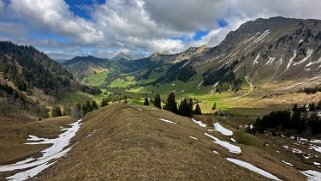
304, 154, 311, 159
310, 145, 321, 153
243, 33, 260, 44
189, 136, 199, 140
306, 57, 321, 67
253, 53, 260, 65
265, 57, 275, 65
137, 108, 143, 111
212, 150, 220, 155
226, 158, 281, 181
213, 82, 219, 88
191, 118, 206, 128
292, 148, 303, 154
230, 138, 236, 143
0, 119, 82, 180
172, 83, 175, 86
252, 30, 270, 44
285, 50, 297, 71
282, 160, 293, 167
204, 133, 241, 154
298, 39, 304, 44
310, 139, 321, 144
293, 49, 313, 66
213, 123, 233, 136
276, 150, 280, 153
283, 145, 289, 149
234, 65, 241, 73
197, 81, 203, 87
159, 118, 176, 124
7, 161, 56, 181
314, 162, 321, 166
301, 170, 321, 181
123, 108, 133, 111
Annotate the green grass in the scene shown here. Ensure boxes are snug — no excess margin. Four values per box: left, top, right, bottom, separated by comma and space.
109, 75, 136, 88
56, 91, 105, 107
83, 70, 109, 87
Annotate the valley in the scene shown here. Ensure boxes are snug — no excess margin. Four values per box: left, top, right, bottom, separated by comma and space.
1, 16, 321, 180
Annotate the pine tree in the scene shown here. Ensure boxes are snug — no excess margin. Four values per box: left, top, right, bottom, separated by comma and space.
293, 103, 298, 112
144, 97, 149, 106
124, 95, 128, 103
164, 92, 177, 114
212, 102, 217, 110
51, 105, 62, 117
92, 101, 98, 110
153, 94, 161, 109
309, 103, 315, 111
101, 98, 108, 107
86, 100, 92, 112
82, 104, 88, 115
189, 98, 193, 114
309, 112, 321, 134
194, 104, 202, 115
178, 98, 192, 117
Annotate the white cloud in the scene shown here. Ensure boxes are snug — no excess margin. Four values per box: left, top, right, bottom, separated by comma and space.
9, 0, 104, 44
3, 0, 321, 59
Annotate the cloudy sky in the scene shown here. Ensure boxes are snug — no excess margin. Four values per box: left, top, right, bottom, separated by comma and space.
1, 0, 321, 59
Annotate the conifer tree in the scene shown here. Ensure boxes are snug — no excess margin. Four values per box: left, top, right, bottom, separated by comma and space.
92, 100, 98, 110
51, 105, 62, 117
164, 92, 177, 114
178, 98, 192, 117
153, 94, 161, 109
101, 98, 108, 107
144, 97, 149, 106
212, 102, 217, 110
194, 104, 202, 115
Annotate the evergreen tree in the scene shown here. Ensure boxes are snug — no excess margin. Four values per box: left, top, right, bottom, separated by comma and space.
144, 97, 149, 106
86, 100, 92, 112
164, 92, 177, 114
51, 105, 62, 117
178, 98, 192, 117
212, 102, 217, 110
189, 98, 193, 114
194, 104, 202, 115
317, 100, 321, 109
92, 100, 98, 110
309, 112, 321, 134
153, 94, 161, 109
124, 95, 128, 103
82, 104, 88, 115
309, 103, 315, 111
292, 103, 298, 112
101, 98, 108, 107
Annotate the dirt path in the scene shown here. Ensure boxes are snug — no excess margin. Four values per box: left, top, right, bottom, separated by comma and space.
230, 77, 254, 100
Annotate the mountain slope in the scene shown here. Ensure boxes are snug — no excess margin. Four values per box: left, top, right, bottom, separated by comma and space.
62, 56, 109, 80
30, 104, 306, 180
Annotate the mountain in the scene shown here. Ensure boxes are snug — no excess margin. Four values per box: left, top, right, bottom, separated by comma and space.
0, 41, 100, 118
63, 56, 110, 80
111, 52, 133, 61
134, 17, 321, 93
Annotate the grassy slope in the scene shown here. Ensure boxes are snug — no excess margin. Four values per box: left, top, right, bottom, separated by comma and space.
33, 104, 306, 180
109, 75, 136, 88
82, 70, 109, 87
0, 116, 75, 166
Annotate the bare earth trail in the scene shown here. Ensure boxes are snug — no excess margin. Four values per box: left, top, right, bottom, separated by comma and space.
230, 77, 254, 100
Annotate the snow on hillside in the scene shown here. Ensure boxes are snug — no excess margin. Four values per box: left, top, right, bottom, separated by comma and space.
204, 133, 241, 154
0, 119, 82, 181
226, 158, 281, 181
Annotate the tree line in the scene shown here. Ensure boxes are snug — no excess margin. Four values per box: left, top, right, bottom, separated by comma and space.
254, 102, 321, 135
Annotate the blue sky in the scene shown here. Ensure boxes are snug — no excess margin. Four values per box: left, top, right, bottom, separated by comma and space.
0, 0, 320, 59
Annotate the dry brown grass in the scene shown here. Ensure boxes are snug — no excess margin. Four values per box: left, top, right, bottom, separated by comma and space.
0, 116, 75, 165
33, 104, 268, 181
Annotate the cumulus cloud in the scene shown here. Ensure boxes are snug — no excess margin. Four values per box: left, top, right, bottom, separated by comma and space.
3, 0, 321, 59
